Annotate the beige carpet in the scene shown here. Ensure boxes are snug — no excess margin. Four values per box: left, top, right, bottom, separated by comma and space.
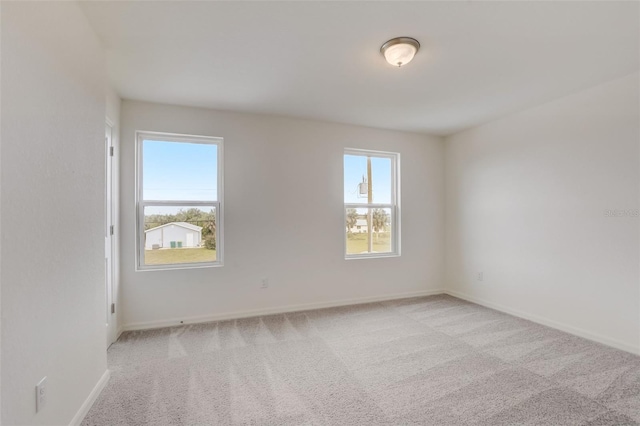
82, 295, 640, 425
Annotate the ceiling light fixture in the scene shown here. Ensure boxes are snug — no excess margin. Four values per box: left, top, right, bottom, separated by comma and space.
380, 37, 420, 68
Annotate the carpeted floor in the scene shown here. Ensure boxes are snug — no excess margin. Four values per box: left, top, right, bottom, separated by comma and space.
82, 295, 640, 425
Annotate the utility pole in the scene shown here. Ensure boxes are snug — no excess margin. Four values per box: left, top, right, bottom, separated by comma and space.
367, 156, 373, 253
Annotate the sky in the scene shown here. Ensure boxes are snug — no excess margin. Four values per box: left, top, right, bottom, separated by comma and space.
143, 140, 217, 215
343, 154, 393, 208
142, 140, 392, 216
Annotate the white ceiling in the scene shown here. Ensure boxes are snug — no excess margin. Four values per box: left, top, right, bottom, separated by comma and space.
80, 1, 638, 135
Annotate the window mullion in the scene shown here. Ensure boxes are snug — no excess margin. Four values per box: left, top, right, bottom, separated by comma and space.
140, 200, 216, 207
344, 203, 393, 209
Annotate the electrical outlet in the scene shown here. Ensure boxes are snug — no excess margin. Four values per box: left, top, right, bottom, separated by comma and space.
477, 272, 483, 281
260, 278, 269, 289
36, 377, 47, 413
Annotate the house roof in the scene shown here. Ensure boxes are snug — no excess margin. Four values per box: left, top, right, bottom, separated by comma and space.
145, 221, 202, 233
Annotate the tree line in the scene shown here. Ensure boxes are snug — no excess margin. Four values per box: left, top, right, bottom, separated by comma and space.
346, 208, 389, 234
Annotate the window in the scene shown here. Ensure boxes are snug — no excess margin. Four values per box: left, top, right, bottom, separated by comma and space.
136, 132, 223, 270
344, 149, 399, 258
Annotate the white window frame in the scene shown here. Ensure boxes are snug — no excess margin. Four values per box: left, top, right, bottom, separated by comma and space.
135, 131, 224, 271
344, 148, 400, 260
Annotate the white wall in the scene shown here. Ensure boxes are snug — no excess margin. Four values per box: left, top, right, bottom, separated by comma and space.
120, 100, 445, 328
1, 2, 108, 424
445, 73, 640, 354
0, 2, 3, 417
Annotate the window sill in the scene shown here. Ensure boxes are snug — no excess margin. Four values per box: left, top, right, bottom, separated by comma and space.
345, 253, 400, 261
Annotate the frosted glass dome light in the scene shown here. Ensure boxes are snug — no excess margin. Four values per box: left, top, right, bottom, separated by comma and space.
380, 37, 420, 67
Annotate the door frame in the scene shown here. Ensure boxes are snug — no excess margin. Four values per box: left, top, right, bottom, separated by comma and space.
105, 119, 117, 347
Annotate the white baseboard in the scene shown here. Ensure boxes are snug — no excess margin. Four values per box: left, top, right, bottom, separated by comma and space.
69, 369, 111, 426
123, 289, 446, 332
445, 289, 639, 356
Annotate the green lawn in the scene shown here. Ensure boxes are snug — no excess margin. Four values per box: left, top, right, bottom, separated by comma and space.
144, 248, 216, 265
346, 232, 392, 254
143, 234, 388, 264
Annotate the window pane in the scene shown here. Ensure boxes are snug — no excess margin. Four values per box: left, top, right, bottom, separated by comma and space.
344, 154, 392, 204
345, 207, 393, 255
345, 207, 368, 255
143, 205, 217, 266
371, 157, 392, 204
371, 207, 393, 253
143, 140, 218, 201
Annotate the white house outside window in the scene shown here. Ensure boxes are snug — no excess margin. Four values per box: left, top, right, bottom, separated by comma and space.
136, 131, 223, 270
344, 149, 400, 259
